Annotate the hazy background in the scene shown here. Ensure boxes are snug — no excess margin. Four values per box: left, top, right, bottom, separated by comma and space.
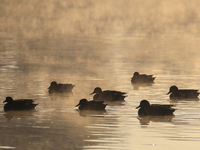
1, 0, 200, 150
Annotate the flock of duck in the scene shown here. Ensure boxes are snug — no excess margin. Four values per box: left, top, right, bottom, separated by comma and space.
3, 72, 200, 118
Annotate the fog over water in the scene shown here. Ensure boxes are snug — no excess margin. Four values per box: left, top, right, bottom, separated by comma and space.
1, 1, 200, 150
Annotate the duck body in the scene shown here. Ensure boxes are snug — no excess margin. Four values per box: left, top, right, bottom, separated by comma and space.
75, 99, 107, 110
131, 72, 155, 84
48, 81, 75, 94
3, 97, 38, 112
167, 85, 199, 100
136, 100, 175, 117
90, 87, 127, 102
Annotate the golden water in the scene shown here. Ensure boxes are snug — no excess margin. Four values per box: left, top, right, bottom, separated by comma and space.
1, 1, 200, 150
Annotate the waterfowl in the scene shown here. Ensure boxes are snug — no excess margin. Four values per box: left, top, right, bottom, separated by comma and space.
3, 97, 38, 112
48, 81, 75, 94
167, 85, 199, 100
131, 72, 155, 84
90, 87, 127, 102
75, 99, 107, 110
136, 100, 175, 117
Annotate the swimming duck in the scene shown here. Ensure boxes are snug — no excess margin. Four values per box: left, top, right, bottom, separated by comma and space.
48, 81, 75, 94
90, 87, 127, 102
3, 97, 38, 112
131, 72, 155, 84
167, 85, 199, 100
136, 100, 175, 117
75, 99, 107, 110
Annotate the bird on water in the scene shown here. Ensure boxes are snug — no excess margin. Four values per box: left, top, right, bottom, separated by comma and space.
167, 85, 199, 100
136, 100, 176, 117
131, 72, 156, 84
75, 99, 107, 110
3, 96, 38, 112
90, 87, 127, 102
48, 81, 75, 94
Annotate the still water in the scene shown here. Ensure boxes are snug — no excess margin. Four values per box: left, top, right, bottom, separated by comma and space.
1, 0, 200, 150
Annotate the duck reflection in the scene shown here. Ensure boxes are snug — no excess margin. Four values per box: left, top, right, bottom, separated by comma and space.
49, 92, 74, 101
169, 98, 199, 104
3, 110, 37, 120
78, 110, 107, 117
131, 83, 154, 90
137, 116, 174, 125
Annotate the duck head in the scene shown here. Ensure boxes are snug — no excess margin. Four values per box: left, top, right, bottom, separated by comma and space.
3, 97, 14, 103
167, 85, 178, 95
133, 72, 140, 77
75, 99, 88, 107
48, 81, 57, 89
90, 87, 102, 95
136, 100, 150, 109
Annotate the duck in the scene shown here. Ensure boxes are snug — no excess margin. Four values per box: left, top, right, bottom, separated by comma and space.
75, 99, 107, 110
136, 100, 175, 117
167, 85, 199, 100
90, 87, 127, 102
48, 81, 75, 94
3, 97, 38, 112
131, 72, 155, 84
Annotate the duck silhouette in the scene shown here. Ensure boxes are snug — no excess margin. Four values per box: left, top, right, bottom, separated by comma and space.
167, 85, 199, 100
75, 99, 107, 110
131, 72, 155, 84
3, 97, 38, 112
48, 81, 75, 94
90, 87, 127, 102
136, 100, 175, 117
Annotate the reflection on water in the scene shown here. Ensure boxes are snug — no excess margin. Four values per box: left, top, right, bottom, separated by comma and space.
138, 116, 174, 125
1, 0, 200, 150
49, 92, 74, 101
3, 110, 37, 121
78, 110, 107, 117
132, 83, 155, 90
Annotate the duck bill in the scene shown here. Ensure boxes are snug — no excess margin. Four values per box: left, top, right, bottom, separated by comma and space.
90, 92, 95, 95
75, 103, 80, 107
3, 100, 6, 103
136, 106, 140, 109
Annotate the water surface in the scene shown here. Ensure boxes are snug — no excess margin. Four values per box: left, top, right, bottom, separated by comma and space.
1, 1, 200, 150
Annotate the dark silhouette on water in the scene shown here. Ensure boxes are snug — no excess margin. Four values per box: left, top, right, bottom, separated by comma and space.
167, 85, 199, 100
136, 100, 175, 117
75, 99, 107, 110
138, 116, 174, 125
131, 72, 155, 84
4, 110, 36, 120
78, 109, 107, 117
3, 97, 38, 112
48, 81, 75, 94
90, 87, 127, 102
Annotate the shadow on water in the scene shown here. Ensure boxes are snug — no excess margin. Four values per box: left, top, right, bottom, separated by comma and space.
3, 110, 37, 121
49, 92, 74, 101
77, 110, 107, 117
131, 83, 155, 90
137, 116, 174, 125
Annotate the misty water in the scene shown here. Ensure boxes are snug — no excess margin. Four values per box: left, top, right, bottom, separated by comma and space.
1, 1, 200, 150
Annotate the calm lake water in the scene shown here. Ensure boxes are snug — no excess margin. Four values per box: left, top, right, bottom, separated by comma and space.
1, 1, 200, 150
